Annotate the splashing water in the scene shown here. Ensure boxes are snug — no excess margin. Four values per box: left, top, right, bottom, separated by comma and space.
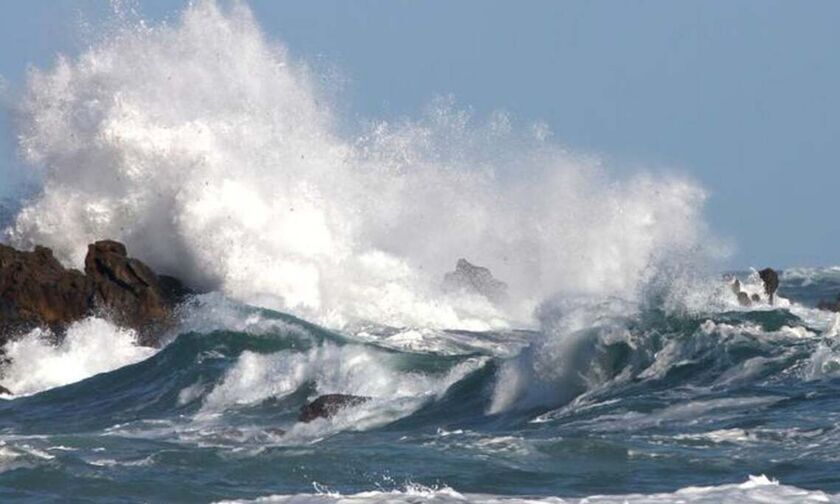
6, 0, 713, 332
8, 3, 837, 503
1, 317, 154, 396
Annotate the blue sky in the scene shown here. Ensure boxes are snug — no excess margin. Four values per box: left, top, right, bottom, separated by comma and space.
1, 0, 838, 268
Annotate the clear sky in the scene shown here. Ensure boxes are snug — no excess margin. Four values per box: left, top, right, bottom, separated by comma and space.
1, 0, 838, 269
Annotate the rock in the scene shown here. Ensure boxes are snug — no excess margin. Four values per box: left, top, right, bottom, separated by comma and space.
758, 268, 779, 305
730, 278, 755, 306
0, 384, 12, 396
817, 294, 840, 313
0, 240, 191, 347
298, 394, 370, 422
730, 278, 742, 296
442, 258, 508, 303
0, 244, 90, 338
85, 240, 189, 345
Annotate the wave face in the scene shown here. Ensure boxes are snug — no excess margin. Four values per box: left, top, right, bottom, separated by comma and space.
6, 0, 711, 331
2, 1, 839, 503
0, 271, 839, 502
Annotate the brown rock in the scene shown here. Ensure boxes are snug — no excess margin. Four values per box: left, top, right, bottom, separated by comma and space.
84, 240, 187, 345
298, 394, 370, 422
0, 240, 191, 348
0, 244, 89, 338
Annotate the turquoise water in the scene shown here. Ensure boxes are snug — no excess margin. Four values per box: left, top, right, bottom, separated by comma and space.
1, 271, 839, 502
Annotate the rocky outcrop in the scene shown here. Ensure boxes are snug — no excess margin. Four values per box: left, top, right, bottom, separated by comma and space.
729, 271, 780, 307
759, 268, 780, 305
0, 240, 191, 348
0, 245, 90, 339
442, 258, 508, 303
84, 241, 190, 346
298, 394, 370, 422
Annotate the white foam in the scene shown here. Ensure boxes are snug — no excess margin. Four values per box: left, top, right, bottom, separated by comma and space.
0, 317, 155, 396
198, 342, 486, 439
5, 0, 714, 331
216, 475, 838, 503
0, 440, 56, 473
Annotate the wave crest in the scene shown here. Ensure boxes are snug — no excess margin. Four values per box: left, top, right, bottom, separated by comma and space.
7, 0, 713, 330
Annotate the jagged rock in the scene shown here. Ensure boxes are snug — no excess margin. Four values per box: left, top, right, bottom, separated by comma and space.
817, 294, 840, 313
0, 384, 12, 396
442, 258, 508, 303
0, 244, 90, 338
759, 268, 779, 305
737, 291, 752, 307
85, 240, 189, 345
0, 240, 191, 347
298, 394, 370, 422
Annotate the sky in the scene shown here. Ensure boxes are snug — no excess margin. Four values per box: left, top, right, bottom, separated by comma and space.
0, 0, 838, 269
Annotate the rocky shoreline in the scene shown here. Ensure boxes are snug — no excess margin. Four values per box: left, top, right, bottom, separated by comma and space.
0, 240, 191, 349
1, 241, 838, 401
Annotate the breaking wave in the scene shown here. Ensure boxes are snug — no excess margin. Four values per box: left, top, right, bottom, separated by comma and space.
5, 0, 713, 331
5, 1, 840, 502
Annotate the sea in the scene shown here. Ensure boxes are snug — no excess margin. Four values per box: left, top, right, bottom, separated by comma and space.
1, 2, 839, 502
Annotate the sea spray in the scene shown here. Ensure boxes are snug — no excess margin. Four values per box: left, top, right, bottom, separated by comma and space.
1, 317, 154, 396
5, 0, 714, 331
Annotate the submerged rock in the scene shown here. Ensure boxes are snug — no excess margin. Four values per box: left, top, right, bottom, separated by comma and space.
730, 278, 742, 296
298, 394, 370, 422
442, 258, 508, 303
0, 240, 191, 347
817, 294, 840, 313
759, 268, 780, 305
729, 278, 753, 306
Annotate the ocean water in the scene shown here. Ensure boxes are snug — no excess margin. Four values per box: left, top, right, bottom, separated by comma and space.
1, 2, 840, 502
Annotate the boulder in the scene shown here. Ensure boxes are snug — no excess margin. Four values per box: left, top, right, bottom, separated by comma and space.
0, 244, 90, 338
442, 258, 508, 303
0, 384, 12, 396
85, 240, 190, 345
0, 240, 191, 348
758, 268, 780, 305
736, 291, 752, 307
298, 394, 370, 422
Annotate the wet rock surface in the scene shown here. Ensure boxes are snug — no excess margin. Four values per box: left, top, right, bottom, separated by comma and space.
298, 394, 370, 422
759, 268, 780, 304
0, 240, 191, 348
442, 258, 508, 303
817, 294, 840, 313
